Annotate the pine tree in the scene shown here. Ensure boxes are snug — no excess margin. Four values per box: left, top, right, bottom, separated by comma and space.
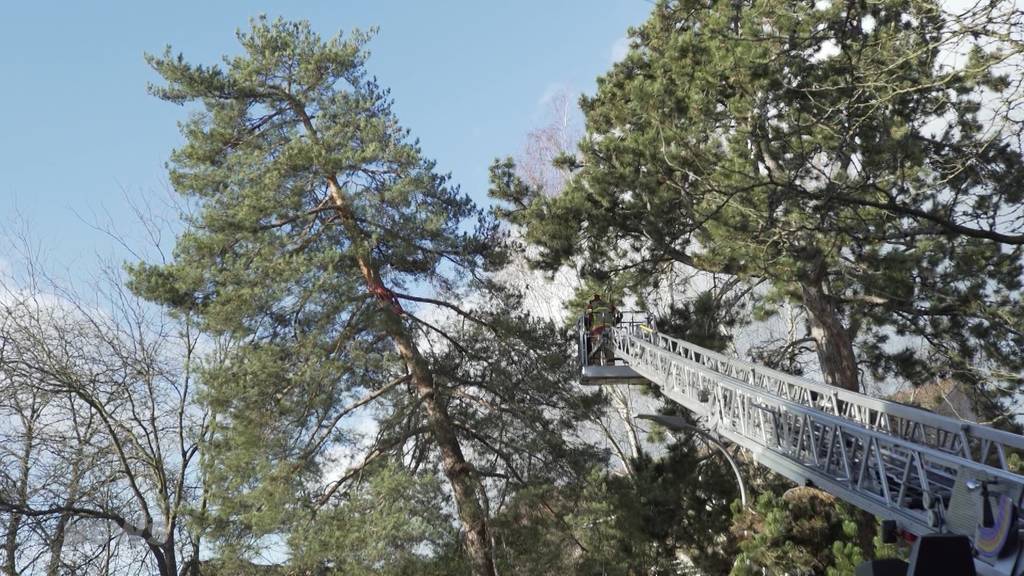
492, 0, 1024, 401
131, 18, 602, 575
730, 488, 899, 576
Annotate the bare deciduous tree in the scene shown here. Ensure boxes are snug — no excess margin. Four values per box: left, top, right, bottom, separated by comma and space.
0, 244, 208, 576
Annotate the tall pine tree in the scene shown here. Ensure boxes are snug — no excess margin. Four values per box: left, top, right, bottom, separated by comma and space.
132, 18, 602, 574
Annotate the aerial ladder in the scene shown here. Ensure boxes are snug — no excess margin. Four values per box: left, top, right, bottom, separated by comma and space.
579, 315, 1024, 576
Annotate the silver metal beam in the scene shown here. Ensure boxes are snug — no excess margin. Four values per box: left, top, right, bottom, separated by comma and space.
606, 324, 1024, 576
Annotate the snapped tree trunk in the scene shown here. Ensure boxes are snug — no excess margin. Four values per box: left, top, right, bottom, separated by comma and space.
801, 281, 860, 392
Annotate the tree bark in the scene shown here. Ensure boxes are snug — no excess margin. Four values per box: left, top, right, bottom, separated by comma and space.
609, 386, 643, 476
46, 456, 82, 576
148, 533, 177, 576
392, 328, 495, 576
148, 544, 168, 576
346, 219, 495, 576
161, 534, 177, 576
5, 404, 36, 576
288, 97, 497, 576
801, 281, 860, 392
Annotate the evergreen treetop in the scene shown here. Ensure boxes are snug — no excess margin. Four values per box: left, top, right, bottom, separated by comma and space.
493, 0, 1024, 402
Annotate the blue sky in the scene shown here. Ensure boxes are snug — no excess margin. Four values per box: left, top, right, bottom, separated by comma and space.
0, 1, 651, 275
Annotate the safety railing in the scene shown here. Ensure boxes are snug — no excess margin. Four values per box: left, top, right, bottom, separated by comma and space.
616, 323, 1024, 473
599, 321, 1024, 575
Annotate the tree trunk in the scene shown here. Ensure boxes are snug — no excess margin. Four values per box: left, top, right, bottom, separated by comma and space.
609, 386, 643, 476
801, 281, 860, 392
5, 409, 36, 576
46, 456, 82, 576
148, 533, 177, 576
162, 534, 177, 576
323, 180, 496, 576
360, 260, 495, 576
291, 98, 497, 576
392, 329, 495, 576
45, 514, 68, 576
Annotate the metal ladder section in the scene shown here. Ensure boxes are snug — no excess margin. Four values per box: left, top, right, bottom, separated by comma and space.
611, 322, 1024, 576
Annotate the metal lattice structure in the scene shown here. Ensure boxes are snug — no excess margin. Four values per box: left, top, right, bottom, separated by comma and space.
582, 320, 1024, 576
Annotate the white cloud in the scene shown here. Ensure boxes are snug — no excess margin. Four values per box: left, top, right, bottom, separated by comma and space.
610, 36, 631, 64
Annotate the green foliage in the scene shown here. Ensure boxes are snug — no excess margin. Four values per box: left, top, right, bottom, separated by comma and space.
486, 428, 753, 575
727, 486, 908, 576
493, 0, 1024, 399
287, 463, 463, 576
730, 488, 878, 576
489, 484, 594, 575
654, 290, 737, 352
609, 441, 742, 574
134, 16, 606, 572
